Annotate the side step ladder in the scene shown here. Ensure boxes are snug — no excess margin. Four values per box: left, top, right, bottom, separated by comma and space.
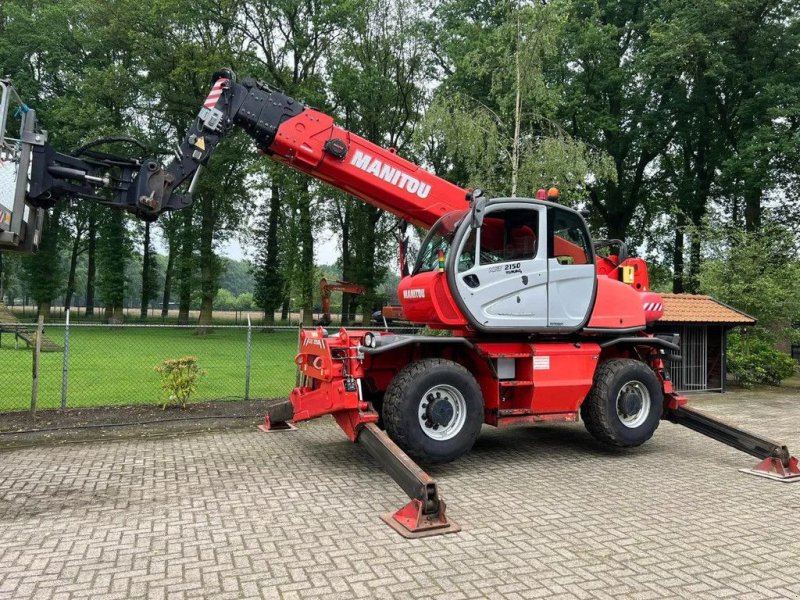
666, 404, 800, 482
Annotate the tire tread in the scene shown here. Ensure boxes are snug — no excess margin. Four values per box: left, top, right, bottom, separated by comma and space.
383, 358, 481, 463
580, 358, 661, 448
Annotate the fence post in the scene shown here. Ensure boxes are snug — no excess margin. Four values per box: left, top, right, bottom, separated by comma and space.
60, 308, 70, 409
244, 314, 252, 400
30, 313, 44, 417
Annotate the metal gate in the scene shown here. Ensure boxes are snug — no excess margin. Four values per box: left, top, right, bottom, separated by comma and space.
671, 325, 708, 392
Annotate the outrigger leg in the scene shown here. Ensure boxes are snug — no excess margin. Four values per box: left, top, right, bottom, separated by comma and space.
666, 402, 800, 482
261, 399, 460, 537
358, 422, 460, 538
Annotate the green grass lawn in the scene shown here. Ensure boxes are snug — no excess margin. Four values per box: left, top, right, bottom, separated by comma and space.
0, 326, 299, 412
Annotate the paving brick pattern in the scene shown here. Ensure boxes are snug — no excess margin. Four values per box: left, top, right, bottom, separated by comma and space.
1, 391, 800, 599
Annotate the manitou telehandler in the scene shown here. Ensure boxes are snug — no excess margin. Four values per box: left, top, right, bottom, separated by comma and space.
2, 71, 797, 538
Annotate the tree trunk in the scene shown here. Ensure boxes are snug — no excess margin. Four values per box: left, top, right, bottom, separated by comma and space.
140, 221, 152, 320
85, 208, 97, 316
64, 234, 81, 311
281, 295, 289, 322
161, 239, 175, 318
177, 207, 194, 325
672, 213, 685, 294
197, 194, 215, 332
744, 188, 762, 232
263, 181, 283, 325
37, 300, 51, 322
687, 231, 702, 294
299, 187, 314, 326
340, 202, 351, 326
360, 208, 381, 325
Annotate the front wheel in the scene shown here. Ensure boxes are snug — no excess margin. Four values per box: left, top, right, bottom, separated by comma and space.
581, 359, 663, 448
383, 359, 484, 464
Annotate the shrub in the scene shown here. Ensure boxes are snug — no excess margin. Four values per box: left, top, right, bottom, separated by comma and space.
727, 333, 795, 388
154, 356, 206, 409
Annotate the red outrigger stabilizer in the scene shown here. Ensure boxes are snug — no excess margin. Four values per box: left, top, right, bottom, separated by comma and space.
260, 328, 460, 538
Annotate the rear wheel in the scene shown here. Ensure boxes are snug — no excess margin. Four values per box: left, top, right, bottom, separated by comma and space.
581, 359, 663, 447
383, 359, 483, 464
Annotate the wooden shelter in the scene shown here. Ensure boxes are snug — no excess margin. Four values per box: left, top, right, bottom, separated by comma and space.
654, 294, 756, 393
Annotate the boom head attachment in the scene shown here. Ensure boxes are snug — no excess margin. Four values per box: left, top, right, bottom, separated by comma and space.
0, 79, 44, 252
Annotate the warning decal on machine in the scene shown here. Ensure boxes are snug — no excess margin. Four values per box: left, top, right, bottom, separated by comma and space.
533, 356, 550, 370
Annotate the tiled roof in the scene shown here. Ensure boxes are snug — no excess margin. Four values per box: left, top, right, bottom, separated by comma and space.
659, 294, 756, 325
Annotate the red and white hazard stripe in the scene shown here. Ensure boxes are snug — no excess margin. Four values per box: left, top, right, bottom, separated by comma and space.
203, 78, 228, 109
644, 302, 663, 313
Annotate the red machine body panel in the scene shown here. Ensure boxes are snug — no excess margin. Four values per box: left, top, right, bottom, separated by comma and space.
397, 271, 467, 327
270, 111, 469, 229
587, 277, 647, 330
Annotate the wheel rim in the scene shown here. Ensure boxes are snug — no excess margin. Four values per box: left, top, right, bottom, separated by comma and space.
616, 380, 651, 428
417, 384, 468, 441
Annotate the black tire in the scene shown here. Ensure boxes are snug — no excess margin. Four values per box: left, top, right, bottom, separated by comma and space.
580, 358, 663, 448
383, 359, 484, 464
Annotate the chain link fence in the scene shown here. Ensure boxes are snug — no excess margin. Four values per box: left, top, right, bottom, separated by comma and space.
1, 319, 420, 414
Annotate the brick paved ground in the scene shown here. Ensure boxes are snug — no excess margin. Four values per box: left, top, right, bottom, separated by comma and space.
1, 388, 799, 599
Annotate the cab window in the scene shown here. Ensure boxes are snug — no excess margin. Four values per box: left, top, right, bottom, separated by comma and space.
475, 209, 539, 266
549, 208, 592, 265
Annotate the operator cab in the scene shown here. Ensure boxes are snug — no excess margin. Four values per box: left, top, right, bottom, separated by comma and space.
402, 198, 596, 333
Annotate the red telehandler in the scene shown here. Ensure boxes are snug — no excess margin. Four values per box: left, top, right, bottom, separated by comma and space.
3, 71, 798, 537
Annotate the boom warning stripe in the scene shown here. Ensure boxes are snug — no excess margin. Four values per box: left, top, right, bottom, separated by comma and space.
203, 78, 228, 109
644, 302, 663, 312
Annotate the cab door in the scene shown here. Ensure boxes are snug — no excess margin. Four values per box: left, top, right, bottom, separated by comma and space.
452, 203, 549, 329
547, 207, 596, 328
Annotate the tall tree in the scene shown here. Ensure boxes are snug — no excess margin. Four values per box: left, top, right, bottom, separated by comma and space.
652, 0, 800, 290
557, 0, 677, 240
96, 210, 128, 322
62, 204, 90, 311
238, 0, 350, 324
139, 220, 158, 318
328, 0, 433, 322
22, 206, 63, 319
159, 213, 180, 318
85, 205, 98, 316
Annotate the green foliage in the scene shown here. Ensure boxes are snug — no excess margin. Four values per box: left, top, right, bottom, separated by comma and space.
154, 356, 207, 409
22, 207, 64, 311
235, 293, 254, 312
214, 288, 237, 311
727, 333, 795, 388
96, 210, 130, 315
418, 0, 615, 203
5, 0, 800, 322
700, 222, 800, 337
218, 258, 255, 296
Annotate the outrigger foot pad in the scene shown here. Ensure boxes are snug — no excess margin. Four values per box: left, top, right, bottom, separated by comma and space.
258, 400, 298, 432
258, 415, 298, 433
381, 498, 461, 539
740, 455, 800, 483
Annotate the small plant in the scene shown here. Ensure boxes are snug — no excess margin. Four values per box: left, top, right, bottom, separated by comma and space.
154, 356, 206, 409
